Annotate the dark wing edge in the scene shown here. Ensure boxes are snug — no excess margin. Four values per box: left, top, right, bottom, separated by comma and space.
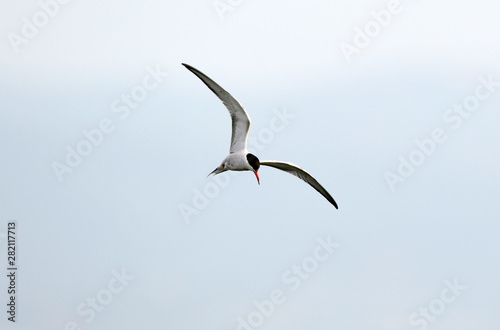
182, 63, 250, 153
260, 161, 338, 209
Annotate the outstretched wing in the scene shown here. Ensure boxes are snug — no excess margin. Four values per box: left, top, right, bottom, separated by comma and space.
260, 161, 338, 209
182, 63, 250, 154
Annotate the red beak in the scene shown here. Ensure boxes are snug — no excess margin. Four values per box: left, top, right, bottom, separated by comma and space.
253, 170, 260, 185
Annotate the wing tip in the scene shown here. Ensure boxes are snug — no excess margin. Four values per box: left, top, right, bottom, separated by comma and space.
182, 63, 194, 70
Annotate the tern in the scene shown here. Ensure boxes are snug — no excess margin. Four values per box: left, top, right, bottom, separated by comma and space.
182, 63, 338, 208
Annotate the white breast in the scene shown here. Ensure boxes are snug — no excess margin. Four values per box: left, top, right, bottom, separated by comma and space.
223, 151, 252, 171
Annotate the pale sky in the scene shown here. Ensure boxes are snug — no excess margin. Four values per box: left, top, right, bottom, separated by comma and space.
1, 1, 499, 329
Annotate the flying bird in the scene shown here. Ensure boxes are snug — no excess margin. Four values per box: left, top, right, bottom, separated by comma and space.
182, 63, 338, 208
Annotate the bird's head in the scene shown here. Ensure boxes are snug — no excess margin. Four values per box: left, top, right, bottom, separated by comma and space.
246, 153, 260, 185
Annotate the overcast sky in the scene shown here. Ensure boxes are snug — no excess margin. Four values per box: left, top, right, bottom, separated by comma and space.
1, 1, 499, 329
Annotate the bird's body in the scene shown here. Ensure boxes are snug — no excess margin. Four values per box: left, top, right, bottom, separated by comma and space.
214, 151, 253, 173
182, 63, 338, 209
